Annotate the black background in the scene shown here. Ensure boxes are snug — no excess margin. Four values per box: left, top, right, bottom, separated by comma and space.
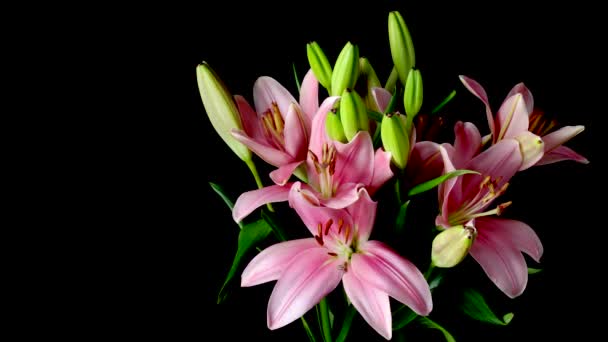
79, 1, 600, 341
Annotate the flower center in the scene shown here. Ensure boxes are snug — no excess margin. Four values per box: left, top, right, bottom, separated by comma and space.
308, 143, 337, 198
316, 218, 355, 271
448, 175, 512, 225
528, 109, 557, 137
261, 102, 285, 150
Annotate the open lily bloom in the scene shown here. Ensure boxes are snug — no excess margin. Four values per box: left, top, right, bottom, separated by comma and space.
231, 70, 320, 185
459, 75, 587, 169
436, 131, 543, 298
232, 96, 393, 223
241, 184, 432, 340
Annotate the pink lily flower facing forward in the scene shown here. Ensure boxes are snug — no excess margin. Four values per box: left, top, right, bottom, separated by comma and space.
231, 70, 320, 185
460, 75, 588, 169
232, 96, 393, 223
436, 122, 543, 298
241, 184, 432, 340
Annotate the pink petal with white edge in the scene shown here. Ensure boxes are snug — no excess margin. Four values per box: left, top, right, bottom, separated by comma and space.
495, 93, 529, 140
536, 145, 589, 166
231, 129, 291, 166
253, 76, 298, 120
234, 95, 263, 140
320, 182, 361, 209
459, 75, 495, 138
233, 185, 290, 223
289, 182, 353, 237
542, 125, 585, 152
267, 248, 342, 330
505, 82, 534, 114
270, 161, 303, 186
299, 69, 319, 131
475, 217, 543, 262
351, 241, 432, 315
369, 148, 394, 195
334, 131, 375, 186
242, 238, 319, 286
284, 103, 308, 158
343, 271, 392, 340
345, 188, 377, 243
453, 121, 482, 168
469, 219, 529, 298
371, 87, 392, 113
407, 141, 443, 186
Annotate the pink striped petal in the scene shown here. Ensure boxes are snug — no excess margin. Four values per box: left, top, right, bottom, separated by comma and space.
233, 185, 290, 223
234, 95, 263, 140
369, 148, 394, 195
253, 76, 297, 120
284, 103, 308, 159
320, 182, 361, 209
343, 271, 392, 340
505, 82, 534, 114
351, 241, 432, 315
542, 125, 585, 152
536, 145, 589, 166
345, 188, 377, 243
475, 217, 543, 262
407, 141, 443, 186
459, 75, 495, 138
453, 121, 482, 168
299, 69, 319, 132
334, 131, 374, 186
242, 238, 319, 286
231, 129, 291, 166
371, 87, 392, 113
270, 161, 303, 186
267, 248, 342, 330
495, 93, 529, 140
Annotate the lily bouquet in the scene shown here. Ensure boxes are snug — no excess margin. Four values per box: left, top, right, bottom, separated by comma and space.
196, 10, 588, 341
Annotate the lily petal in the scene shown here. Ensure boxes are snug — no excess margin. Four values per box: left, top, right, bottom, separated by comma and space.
233, 185, 290, 223
320, 182, 361, 209
514, 131, 544, 170
469, 219, 529, 298
253, 76, 297, 120
536, 145, 589, 165
343, 271, 392, 340
284, 103, 308, 158
351, 241, 432, 315
453, 121, 482, 168
231, 129, 291, 166
475, 217, 543, 262
334, 131, 374, 186
369, 148, 394, 195
270, 161, 304, 186
371, 87, 392, 113
345, 188, 377, 243
267, 248, 342, 330
299, 69, 319, 131
459, 75, 495, 138
234, 95, 263, 140
242, 238, 319, 286
495, 93, 529, 140
437, 145, 458, 227
542, 125, 585, 152
308, 96, 341, 158
407, 141, 443, 187
505, 82, 534, 114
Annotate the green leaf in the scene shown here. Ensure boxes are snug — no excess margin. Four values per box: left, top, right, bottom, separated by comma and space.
460, 288, 513, 326
408, 170, 479, 197
367, 109, 384, 122
428, 269, 445, 291
392, 304, 418, 330
300, 316, 317, 342
431, 90, 457, 115
417, 316, 456, 342
395, 200, 410, 233
528, 267, 543, 274
384, 86, 400, 114
209, 182, 242, 229
335, 305, 357, 342
293, 63, 301, 93
261, 209, 288, 242
217, 219, 273, 303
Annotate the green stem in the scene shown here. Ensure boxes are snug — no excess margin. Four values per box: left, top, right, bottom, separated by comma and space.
335, 305, 356, 342
301, 316, 317, 342
424, 263, 435, 281
395, 177, 403, 205
319, 298, 333, 342
245, 158, 274, 212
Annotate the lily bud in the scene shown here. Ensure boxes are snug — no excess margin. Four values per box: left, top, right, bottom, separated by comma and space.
306, 41, 333, 92
325, 109, 347, 143
515, 131, 545, 170
356, 57, 382, 110
381, 112, 410, 169
388, 11, 416, 85
196, 62, 251, 162
432, 225, 476, 268
331, 42, 360, 96
340, 89, 369, 141
404, 68, 423, 118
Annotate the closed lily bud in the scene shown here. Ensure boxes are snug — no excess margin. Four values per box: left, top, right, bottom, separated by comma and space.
357, 57, 382, 110
515, 131, 545, 170
381, 112, 410, 169
325, 109, 347, 143
331, 42, 360, 96
432, 226, 476, 268
404, 68, 423, 118
340, 88, 369, 141
307, 41, 333, 91
388, 11, 416, 86
196, 62, 251, 162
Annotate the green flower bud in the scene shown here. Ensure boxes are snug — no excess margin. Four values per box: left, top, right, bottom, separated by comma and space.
331, 42, 360, 96
306, 41, 333, 92
381, 112, 410, 169
404, 68, 423, 118
340, 89, 370, 141
388, 11, 416, 86
357, 57, 382, 111
431, 226, 476, 268
196, 62, 251, 162
325, 109, 347, 143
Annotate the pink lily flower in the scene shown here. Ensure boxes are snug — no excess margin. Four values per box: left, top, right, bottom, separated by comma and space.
231, 69, 320, 185
460, 75, 588, 169
241, 184, 432, 339
232, 96, 393, 223
436, 131, 543, 298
